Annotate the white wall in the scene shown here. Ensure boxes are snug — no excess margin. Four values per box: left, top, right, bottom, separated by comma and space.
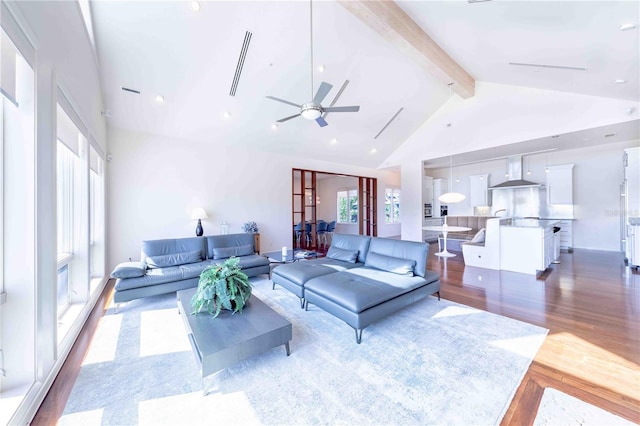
385, 81, 640, 247
424, 140, 640, 251
106, 126, 401, 270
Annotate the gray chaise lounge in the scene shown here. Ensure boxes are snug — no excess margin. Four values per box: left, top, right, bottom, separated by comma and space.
271, 234, 440, 343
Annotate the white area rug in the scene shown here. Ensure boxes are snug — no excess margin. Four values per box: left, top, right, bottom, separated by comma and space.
60, 277, 547, 425
534, 388, 637, 425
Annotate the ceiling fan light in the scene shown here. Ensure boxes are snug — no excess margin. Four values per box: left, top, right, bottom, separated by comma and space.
301, 108, 321, 120
439, 192, 466, 204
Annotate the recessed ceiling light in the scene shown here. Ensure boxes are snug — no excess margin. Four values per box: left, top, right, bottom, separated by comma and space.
330, 138, 338, 145
154, 94, 164, 103
271, 123, 279, 130
370, 148, 377, 154
317, 65, 325, 73
615, 79, 626, 84
191, 1, 201, 12
619, 23, 636, 31
223, 111, 231, 119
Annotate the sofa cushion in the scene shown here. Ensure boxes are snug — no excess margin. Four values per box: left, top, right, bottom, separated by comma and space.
367, 238, 429, 278
330, 234, 371, 263
207, 254, 269, 270
213, 244, 254, 259
111, 262, 146, 279
141, 236, 207, 265
305, 267, 429, 313
205, 234, 256, 259
146, 250, 203, 268
114, 265, 185, 291
364, 251, 415, 276
272, 257, 361, 286
326, 246, 359, 263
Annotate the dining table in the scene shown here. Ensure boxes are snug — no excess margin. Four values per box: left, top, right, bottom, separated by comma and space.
422, 224, 472, 257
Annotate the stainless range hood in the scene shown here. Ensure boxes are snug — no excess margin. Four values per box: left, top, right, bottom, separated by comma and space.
489, 156, 543, 190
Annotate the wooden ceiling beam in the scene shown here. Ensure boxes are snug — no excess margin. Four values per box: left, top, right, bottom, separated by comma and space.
338, 0, 475, 99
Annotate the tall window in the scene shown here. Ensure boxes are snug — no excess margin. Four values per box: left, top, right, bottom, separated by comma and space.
385, 187, 401, 224
56, 142, 75, 257
337, 189, 358, 224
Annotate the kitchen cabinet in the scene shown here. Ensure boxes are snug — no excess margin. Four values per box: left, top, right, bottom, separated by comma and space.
555, 220, 573, 251
546, 164, 574, 205
469, 174, 491, 207
432, 178, 447, 217
423, 176, 434, 205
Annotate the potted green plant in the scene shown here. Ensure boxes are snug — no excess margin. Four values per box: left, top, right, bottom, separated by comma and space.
191, 257, 252, 318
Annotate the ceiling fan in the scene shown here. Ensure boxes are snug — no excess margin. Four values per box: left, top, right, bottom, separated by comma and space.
266, 0, 360, 127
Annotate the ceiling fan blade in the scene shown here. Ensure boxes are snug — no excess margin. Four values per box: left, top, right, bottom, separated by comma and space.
266, 96, 302, 108
322, 105, 360, 113
315, 116, 328, 127
313, 82, 333, 105
277, 113, 301, 123
323, 79, 350, 119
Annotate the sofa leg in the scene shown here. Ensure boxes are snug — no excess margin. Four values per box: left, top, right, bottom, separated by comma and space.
354, 328, 363, 344
300, 298, 306, 309
436, 291, 441, 301
303, 300, 308, 311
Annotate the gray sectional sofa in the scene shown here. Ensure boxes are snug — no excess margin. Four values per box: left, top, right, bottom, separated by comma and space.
271, 234, 440, 343
110, 233, 269, 304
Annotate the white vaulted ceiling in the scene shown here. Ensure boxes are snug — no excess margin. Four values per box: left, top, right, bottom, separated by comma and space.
91, 1, 639, 169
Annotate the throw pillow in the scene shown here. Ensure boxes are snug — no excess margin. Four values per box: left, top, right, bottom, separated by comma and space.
326, 246, 359, 263
471, 228, 486, 244
213, 244, 254, 260
146, 250, 203, 268
365, 251, 415, 276
111, 261, 146, 278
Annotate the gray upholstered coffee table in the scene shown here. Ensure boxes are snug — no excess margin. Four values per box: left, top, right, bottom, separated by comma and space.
177, 287, 292, 393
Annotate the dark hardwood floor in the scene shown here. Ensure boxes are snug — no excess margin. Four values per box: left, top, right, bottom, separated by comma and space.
32, 245, 640, 425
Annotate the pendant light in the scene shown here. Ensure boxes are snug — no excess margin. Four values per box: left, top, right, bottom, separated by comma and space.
438, 85, 465, 204
439, 156, 466, 204
435, 83, 465, 204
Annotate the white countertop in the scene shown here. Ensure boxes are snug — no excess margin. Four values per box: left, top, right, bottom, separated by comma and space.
502, 219, 561, 229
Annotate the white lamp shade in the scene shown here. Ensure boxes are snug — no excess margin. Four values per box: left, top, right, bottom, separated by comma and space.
191, 207, 208, 220
439, 192, 466, 204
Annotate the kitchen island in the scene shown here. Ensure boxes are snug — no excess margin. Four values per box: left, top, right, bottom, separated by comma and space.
500, 219, 560, 275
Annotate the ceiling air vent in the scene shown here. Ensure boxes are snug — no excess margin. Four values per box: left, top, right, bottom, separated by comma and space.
121, 86, 140, 94
374, 107, 404, 139
229, 31, 252, 97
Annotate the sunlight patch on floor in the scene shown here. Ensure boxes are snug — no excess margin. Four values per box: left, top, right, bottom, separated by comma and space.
432, 305, 481, 319
83, 314, 122, 365
537, 332, 640, 403
491, 334, 548, 358
137, 390, 261, 425
140, 308, 191, 357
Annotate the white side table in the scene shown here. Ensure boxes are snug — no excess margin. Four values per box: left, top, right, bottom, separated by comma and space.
422, 225, 472, 257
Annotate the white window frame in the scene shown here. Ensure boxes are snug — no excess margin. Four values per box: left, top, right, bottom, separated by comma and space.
337, 188, 358, 224
385, 187, 401, 224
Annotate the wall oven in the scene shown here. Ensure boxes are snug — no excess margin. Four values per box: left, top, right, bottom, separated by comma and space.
424, 203, 433, 218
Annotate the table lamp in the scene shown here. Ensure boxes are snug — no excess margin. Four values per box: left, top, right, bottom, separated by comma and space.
191, 207, 208, 237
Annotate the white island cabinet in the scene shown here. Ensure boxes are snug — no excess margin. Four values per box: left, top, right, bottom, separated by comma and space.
500, 220, 558, 275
